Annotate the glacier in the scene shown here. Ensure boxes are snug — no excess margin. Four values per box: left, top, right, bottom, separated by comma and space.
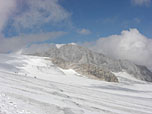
0, 54, 152, 114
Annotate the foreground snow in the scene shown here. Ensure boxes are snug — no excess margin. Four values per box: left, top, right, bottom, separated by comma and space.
0, 54, 152, 114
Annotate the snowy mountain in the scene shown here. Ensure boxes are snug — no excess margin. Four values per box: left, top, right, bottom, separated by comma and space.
0, 54, 152, 114
24, 44, 152, 82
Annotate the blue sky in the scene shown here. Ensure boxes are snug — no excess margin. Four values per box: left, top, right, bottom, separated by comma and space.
0, 0, 152, 51
57, 0, 152, 43
1, 0, 152, 44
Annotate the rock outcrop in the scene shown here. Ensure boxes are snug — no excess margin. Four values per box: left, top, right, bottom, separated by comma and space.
52, 57, 118, 82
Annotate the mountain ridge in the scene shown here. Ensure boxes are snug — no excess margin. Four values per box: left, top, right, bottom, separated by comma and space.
24, 44, 152, 82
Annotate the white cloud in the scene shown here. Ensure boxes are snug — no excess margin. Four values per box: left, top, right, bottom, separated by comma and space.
0, 0, 70, 31
77, 28, 91, 35
0, 0, 16, 31
12, 0, 71, 31
0, 31, 65, 53
85, 29, 152, 70
0, 0, 70, 53
131, 0, 151, 6
0, 0, 71, 32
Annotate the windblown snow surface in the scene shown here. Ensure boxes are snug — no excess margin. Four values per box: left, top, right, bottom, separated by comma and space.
0, 54, 152, 114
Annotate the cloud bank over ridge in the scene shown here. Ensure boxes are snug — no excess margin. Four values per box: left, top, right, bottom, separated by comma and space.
85, 29, 152, 70
0, 31, 65, 53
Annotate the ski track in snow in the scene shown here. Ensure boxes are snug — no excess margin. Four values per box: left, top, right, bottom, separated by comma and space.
0, 54, 152, 114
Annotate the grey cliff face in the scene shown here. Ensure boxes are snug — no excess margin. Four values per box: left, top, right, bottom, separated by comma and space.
28, 44, 152, 82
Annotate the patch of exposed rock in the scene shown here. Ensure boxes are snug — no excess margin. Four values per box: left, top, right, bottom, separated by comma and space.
52, 57, 118, 82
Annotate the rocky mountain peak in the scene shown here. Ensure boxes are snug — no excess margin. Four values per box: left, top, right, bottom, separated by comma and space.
26, 44, 152, 82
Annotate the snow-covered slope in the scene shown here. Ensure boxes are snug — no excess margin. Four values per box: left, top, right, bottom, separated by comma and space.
0, 54, 152, 114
